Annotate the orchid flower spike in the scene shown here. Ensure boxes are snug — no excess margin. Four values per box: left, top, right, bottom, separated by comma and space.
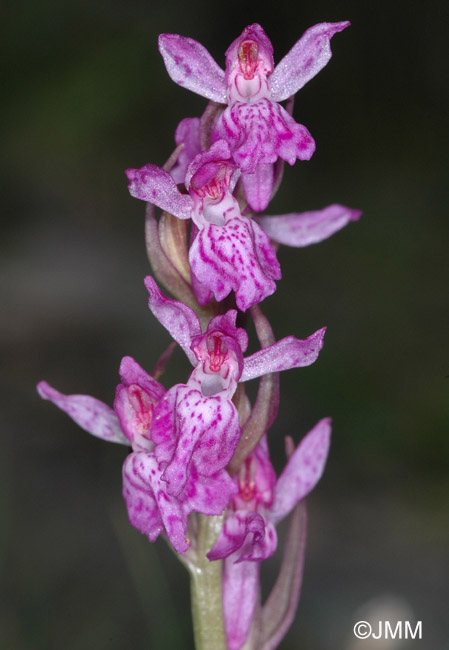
144, 276, 326, 497
158, 21, 350, 211
207, 419, 331, 650
37, 356, 236, 555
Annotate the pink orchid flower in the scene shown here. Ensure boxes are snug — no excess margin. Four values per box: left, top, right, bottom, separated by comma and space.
127, 139, 281, 311
144, 276, 326, 497
127, 139, 360, 311
207, 419, 331, 650
158, 21, 349, 210
37, 356, 236, 554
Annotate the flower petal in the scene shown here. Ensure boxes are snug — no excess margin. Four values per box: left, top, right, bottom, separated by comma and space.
151, 384, 241, 496
37, 381, 128, 445
114, 357, 165, 451
122, 452, 190, 553
207, 511, 266, 560
184, 464, 237, 516
222, 557, 261, 650
118, 356, 165, 401
271, 418, 331, 524
270, 21, 350, 102
144, 276, 201, 366
241, 165, 274, 213
158, 33, 227, 103
171, 117, 201, 184
213, 100, 315, 175
255, 204, 361, 246
240, 328, 326, 382
126, 164, 193, 219
189, 213, 280, 312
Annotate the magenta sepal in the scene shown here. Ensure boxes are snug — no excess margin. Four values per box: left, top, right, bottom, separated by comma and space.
37, 381, 129, 445
271, 418, 331, 524
158, 33, 227, 104
255, 204, 362, 247
126, 164, 193, 219
123, 451, 237, 554
269, 21, 351, 102
240, 328, 326, 382
144, 275, 202, 366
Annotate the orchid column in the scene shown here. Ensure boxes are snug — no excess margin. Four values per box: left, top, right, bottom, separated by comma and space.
38, 20, 360, 650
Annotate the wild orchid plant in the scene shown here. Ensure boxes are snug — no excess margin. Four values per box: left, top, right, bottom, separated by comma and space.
38, 21, 360, 650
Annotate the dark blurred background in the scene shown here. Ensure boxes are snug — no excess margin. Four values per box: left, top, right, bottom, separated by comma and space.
1, 0, 448, 648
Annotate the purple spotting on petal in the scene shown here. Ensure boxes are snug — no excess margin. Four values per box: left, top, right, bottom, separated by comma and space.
241, 327, 326, 382
122, 451, 237, 554
270, 21, 351, 102
37, 381, 128, 445
271, 418, 331, 524
158, 33, 227, 103
189, 208, 281, 311
123, 452, 170, 545
182, 462, 238, 516
151, 383, 241, 497
212, 99, 315, 175
125, 164, 193, 219
255, 203, 362, 247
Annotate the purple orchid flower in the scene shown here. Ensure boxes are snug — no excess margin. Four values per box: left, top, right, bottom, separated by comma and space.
127, 139, 281, 311
207, 419, 331, 650
158, 21, 349, 211
127, 140, 360, 311
144, 276, 326, 498
37, 355, 236, 555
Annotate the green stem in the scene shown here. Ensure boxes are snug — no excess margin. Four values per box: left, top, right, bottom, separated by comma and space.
189, 514, 227, 650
